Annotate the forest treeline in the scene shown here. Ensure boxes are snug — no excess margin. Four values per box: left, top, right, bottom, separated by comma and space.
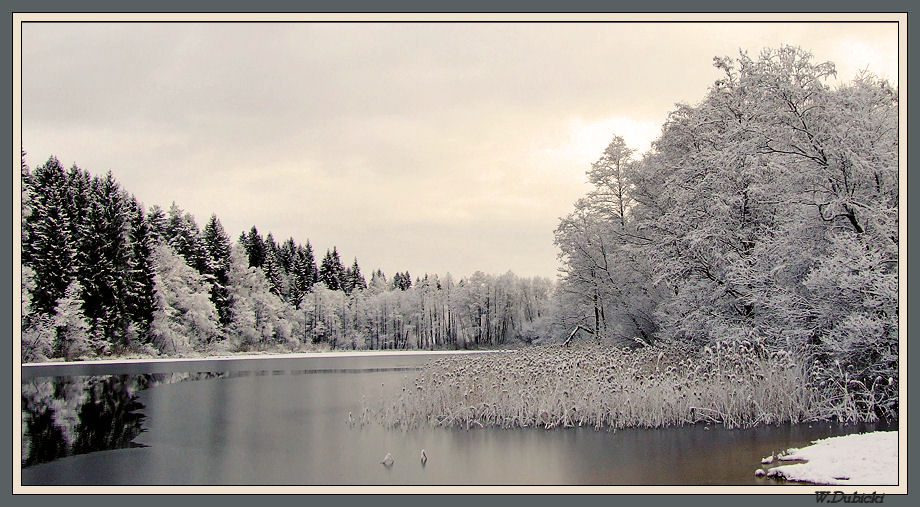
19, 158, 553, 361
553, 46, 898, 419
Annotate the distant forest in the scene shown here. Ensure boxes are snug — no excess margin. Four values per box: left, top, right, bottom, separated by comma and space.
20, 157, 553, 361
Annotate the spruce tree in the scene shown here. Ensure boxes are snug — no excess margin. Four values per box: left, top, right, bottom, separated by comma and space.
203, 214, 233, 326
345, 258, 367, 293
319, 248, 345, 291
83, 172, 131, 344
280, 237, 297, 274
263, 249, 286, 298
21, 150, 32, 264
244, 226, 266, 268
392, 271, 412, 291
166, 203, 209, 274
288, 242, 317, 308
300, 241, 317, 289
147, 204, 167, 241
23, 157, 76, 315
63, 166, 94, 293
125, 198, 158, 338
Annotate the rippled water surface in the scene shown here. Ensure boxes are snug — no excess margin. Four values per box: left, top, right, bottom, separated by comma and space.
21, 353, 883, 485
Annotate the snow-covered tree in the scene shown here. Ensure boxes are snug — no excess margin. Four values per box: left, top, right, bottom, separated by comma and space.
554, 45, 898, 416
147, 204, 167, 241
242, 226, 266, 269
165, 202, 209, 275
150, 243, 220, 354
52, 280, 94, 360
23, 156, 76, 316
203, 214, 233, 326
262, 235, 286, 298
319, 247, 346, 291
226, 243, 290, 348
21, 266, 54, 362
343, 257, 367, 294
125, 197, 157, 339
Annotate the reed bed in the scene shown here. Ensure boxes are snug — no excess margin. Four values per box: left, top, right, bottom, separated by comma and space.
367, 340, 874, 431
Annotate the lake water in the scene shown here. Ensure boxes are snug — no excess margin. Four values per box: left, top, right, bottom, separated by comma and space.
20, 353, 884, 486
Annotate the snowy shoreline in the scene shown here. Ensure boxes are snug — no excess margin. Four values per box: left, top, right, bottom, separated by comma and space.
759, 431, 898, 485
21, 348, 501, 368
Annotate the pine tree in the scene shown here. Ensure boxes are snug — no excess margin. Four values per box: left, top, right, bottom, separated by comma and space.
300, 241, 317, 288
125, 198, 158, 338
392, 271, 412, 291
243, 226, 266, 268
319, 247, 346, 291
165, 203, 209, 274
147, 205, 167, 241
21, 149, 33, 263
85, 172, 132, 345
345, 258, 367, 294
263, 248, 286, 298
23, 156, 76, 315
63, 166, 94, 296
288, 241, 317, 308
203, 214, 233, 326
280, 237, 297, 274
343, 266, 354, 294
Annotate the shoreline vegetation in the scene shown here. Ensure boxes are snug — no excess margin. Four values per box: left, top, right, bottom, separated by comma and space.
369, 342, 894, 431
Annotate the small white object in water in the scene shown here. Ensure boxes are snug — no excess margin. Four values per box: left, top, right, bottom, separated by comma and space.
380, 453, 395, 467
754, 469, 766, 477
420, 449, 428, 465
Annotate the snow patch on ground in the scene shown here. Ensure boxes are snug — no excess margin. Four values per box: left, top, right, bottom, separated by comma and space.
22, 349, 501, 368
764, 431, 898, 485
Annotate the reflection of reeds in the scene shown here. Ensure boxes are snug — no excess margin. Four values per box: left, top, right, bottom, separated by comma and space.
368, 341, 879, 431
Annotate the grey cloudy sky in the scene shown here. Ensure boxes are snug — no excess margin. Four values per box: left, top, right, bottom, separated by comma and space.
21, 22, 898, 278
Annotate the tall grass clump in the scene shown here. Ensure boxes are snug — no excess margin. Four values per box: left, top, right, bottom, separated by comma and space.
369, 340, 886, 431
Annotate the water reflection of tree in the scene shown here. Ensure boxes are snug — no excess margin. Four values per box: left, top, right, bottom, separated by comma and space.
22, 406, 68, 466
22, 375, 146, 467
22, 372, 229, 468
71, 376, 147, 456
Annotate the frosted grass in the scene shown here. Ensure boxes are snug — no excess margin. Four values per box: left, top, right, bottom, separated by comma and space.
368, 341, 881, 431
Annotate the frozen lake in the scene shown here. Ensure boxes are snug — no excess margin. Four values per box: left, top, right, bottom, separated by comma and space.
21, 353, 883, 486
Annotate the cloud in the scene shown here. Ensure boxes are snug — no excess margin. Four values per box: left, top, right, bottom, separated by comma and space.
21, 21, 899, 278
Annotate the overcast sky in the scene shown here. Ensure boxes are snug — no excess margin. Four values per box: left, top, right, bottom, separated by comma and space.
21, 22, 898, 279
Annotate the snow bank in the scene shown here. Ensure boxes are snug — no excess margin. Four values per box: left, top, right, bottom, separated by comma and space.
22, 349, 499, 368
764, 431, 898, 485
